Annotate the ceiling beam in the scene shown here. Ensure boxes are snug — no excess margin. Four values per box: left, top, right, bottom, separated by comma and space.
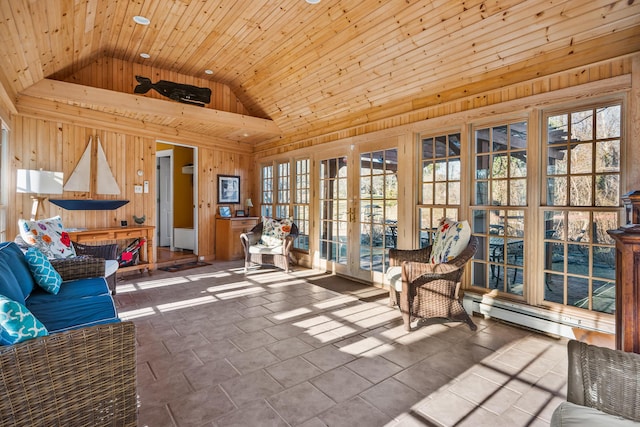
20, 79, 281, 136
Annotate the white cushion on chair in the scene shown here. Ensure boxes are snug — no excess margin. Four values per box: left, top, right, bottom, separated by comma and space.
386, 266, 402, 291
249, 244, 284, 255
551, 402, 639, 427
105, 260, 119, 277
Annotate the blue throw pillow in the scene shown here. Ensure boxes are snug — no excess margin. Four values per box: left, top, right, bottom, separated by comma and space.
0, 295, 48, 345
25, 247, 62, 295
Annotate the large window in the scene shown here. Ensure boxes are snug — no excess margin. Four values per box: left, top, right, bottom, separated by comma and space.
470, 121, 527, 297
542, 104, 620, 314
261, 158, 310, 252
418, 133, 461, 247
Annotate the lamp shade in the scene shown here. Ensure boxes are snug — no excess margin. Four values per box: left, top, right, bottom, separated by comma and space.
246, 198, 253, 208
17, 169, 64, 194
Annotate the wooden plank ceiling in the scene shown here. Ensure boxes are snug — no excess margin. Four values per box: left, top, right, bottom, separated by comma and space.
1, 0, 639, 146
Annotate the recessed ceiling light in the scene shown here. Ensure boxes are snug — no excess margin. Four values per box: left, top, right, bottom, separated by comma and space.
305, 0, 321, 4
204, 69, 214, 75
133, 15, 150, 25
140, 53, 150, 59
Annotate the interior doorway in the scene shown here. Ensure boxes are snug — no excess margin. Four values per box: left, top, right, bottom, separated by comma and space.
155, 141, 198, 259
156, 151, 173, 247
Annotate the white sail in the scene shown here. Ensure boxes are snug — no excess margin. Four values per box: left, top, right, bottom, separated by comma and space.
63, 137, 92, 192
95, 137, 120, 194
63, 136, 121, 195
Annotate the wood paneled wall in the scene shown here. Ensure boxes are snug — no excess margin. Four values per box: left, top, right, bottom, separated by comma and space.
7, 115, 253, 260
255, 56, 634, 157
62, 57, 253, 117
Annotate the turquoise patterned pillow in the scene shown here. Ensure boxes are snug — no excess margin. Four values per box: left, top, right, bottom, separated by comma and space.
25, 247, 62, 294
18, 215, 76, 259
0, 295, 48, 345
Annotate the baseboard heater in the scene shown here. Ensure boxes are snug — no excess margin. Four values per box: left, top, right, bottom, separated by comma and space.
463, 293, 614, 339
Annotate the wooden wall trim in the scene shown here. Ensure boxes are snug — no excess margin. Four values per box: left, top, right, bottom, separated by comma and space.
16, 95, 254, 154
21, 79, 280, 136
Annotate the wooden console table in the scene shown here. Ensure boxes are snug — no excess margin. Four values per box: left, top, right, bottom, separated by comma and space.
65, 225, 155, 273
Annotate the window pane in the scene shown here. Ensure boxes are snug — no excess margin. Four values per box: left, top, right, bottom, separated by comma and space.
548, 114, 568, 144
569, 176, 592, 206
596, 140, 620, 173
547, 177, 566, 206
597, 105, 621, 138
492, 125, 508, 151
570, 143, 592, 174
547, 146, 567, 175
510, 152, 527, 178
595, 174, 619, 207
571, 110, 593, 142
476, 155, 490, 179
510, 179, 527, 206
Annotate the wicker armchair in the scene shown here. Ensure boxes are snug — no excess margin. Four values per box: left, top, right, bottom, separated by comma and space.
0, 321, 137, 427
73, 242, 119, 294
388, 236, 478, 331
551, 340, 640, 426
240, 222, 299, 272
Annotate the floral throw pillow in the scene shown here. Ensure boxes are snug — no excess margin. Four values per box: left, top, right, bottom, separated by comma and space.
260, 217, 293, 247
429, 218, 471, 264
18, 215, 77, 259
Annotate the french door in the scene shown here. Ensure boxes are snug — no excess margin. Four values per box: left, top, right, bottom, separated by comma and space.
318, 146, 398, 282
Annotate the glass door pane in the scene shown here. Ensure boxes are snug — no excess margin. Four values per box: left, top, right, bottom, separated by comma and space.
319, 157, 349, 265
359, 149, 398, 273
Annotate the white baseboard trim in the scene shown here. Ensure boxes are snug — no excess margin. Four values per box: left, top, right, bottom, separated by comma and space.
463, 292, 614, 339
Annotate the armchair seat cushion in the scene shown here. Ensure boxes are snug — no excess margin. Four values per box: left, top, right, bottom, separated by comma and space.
27, 277, 111, 304
386, 266, 402, 291
26, 293, 119, 333
105, 259, 119, 277
249, 244, 284, 255
551, 402, 640, 426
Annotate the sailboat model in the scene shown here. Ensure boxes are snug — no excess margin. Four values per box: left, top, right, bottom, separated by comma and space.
50, 136, 129, 210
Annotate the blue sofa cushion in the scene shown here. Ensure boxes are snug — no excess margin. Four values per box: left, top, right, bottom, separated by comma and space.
26, 294, 119, 333
0, 294, 48, 345
0, 242, 35, 300
27, 277, 110, 305
0, 260, 25, 304
25, 247, 62, 294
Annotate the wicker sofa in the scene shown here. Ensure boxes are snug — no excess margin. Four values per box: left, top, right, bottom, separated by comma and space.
0, 241, 137, 426
551, 340, 640, 426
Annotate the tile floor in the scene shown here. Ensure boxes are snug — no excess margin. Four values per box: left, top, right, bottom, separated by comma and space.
115, 262, 568, 427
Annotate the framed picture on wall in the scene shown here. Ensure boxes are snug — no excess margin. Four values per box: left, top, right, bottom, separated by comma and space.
217, 175, 240, 204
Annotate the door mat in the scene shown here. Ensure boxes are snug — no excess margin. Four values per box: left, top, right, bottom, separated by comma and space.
159, 261, 210, 272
